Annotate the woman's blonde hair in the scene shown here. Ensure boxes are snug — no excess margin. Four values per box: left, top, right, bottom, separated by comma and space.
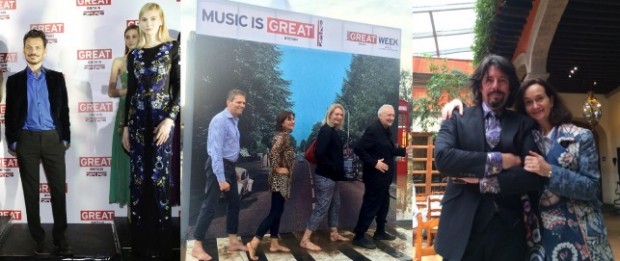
136, 3, 174, 49
322, 103, 345, 129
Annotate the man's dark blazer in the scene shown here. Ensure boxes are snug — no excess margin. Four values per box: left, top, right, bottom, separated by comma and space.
315, 124, 345, 181
433, 105, 544, 260
354, 119, 406, 187
5, 68, 71, 149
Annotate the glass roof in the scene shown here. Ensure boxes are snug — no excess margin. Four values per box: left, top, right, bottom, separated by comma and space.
412, 0, 476, 60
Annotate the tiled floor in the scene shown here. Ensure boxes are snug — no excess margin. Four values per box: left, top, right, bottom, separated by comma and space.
185, 227, 413, 261
183, 208, 620, 260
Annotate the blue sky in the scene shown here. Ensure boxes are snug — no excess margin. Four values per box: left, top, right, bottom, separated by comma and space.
277, 45, 352, 143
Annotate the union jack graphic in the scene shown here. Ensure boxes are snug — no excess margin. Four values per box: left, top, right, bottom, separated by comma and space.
317, 20, 323, 47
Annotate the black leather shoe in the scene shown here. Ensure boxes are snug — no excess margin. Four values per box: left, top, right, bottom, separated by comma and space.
373, 232, 397, 241
55, 241, 74, 256
352, 237, 376, 249
34, 241, 50, 256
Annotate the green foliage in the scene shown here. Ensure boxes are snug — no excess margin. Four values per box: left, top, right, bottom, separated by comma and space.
399, 70, 413, 104
472, 0, 497, 65
399, 69, 414, 130
194, 36, 293, 157
300, 121, 322, 152
302, 55, 400, 145
411, 58, 470, 132
235, 43, 294, 155
336, 55, 400, 140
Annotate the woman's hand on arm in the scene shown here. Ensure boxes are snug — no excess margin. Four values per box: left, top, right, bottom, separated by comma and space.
441, 98, 464, 120
523, 151, 552, 177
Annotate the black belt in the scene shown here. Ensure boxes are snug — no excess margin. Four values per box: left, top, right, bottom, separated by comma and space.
223, 159, 235, 167
23, 129, 56, 133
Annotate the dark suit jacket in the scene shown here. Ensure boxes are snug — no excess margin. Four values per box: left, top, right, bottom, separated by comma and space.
354, 119, 406, 188
433, 105, 544, 260
5, 68, 71, 149
315, 124, 345, 181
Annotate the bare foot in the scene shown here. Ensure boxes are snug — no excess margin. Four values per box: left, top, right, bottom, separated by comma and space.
228, 242, 248, 253
191, 243, 212, 261
269, 245, 290, 252
299, 240, 322, 251
330, 233, 350, 242
246, 242, 258, 261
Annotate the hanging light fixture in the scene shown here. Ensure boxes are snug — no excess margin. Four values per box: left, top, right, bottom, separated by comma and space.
582, 81, 602, 128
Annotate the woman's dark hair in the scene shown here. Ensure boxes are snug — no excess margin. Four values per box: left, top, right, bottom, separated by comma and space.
23, 29, 47, 48
275, 111, 295, 132
124, 24, 139, 55
515, 78, 572, 126
470, 54, 520, 107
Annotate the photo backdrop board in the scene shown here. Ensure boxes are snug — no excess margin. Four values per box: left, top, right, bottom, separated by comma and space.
0, 0, 181, 224
184, 0, 402, 238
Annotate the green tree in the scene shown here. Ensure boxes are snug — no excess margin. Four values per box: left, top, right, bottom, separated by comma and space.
335, 55, 400, 140
472, 0, 496, 65
193, 36, 293, 159
302, 121, 323, 148
399, 69, 414, 127
399, 70, 413, 104
411, 58, 471, 133
235, 42, 294, 156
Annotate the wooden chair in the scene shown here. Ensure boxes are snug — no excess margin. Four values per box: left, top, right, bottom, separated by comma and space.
414, 214, 439, 261
426, 194, 443, 220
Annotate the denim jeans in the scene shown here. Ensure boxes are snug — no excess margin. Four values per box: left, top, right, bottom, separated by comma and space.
193, 159, 239, 239
306, 174, 340, 231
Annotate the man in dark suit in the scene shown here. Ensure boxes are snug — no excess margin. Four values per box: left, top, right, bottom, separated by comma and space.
433, 54, 544, 261
352, 104, 412, 249
5, 29, 71, 256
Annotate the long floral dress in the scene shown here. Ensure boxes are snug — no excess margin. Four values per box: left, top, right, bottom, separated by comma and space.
528, 123, 614, 261
125, 41, 180, 257
109, 70, 131, 206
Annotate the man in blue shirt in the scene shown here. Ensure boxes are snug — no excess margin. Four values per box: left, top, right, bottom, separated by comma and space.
192, 89, 247, 261
5, 30, 71, 256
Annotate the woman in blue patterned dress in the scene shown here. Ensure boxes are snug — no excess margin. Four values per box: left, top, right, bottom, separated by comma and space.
108, 24, 138, 208
121, 3, 180, 259
516, 79, 614, 261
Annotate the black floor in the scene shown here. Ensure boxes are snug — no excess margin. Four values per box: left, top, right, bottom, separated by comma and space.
0, 223, 119, 260
115, 217, 180, 261
0, 217, 180, 261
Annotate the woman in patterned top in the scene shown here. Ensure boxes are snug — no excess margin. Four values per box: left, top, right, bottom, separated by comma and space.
121, 3, 180, 259
516, 79, 613, 261
247, 111, 296, 260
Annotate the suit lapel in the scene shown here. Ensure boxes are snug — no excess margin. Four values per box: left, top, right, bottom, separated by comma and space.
500, 110, 517, 152
18, 70, 28, 102
44, 70, 56, 115
466, 106, 486, 151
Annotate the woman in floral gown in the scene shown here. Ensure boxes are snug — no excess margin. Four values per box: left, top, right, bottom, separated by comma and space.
122, 3, 180, 259
516, 79, 614, 261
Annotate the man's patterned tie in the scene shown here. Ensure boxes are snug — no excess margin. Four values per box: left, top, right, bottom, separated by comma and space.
481, 112, 501, 193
